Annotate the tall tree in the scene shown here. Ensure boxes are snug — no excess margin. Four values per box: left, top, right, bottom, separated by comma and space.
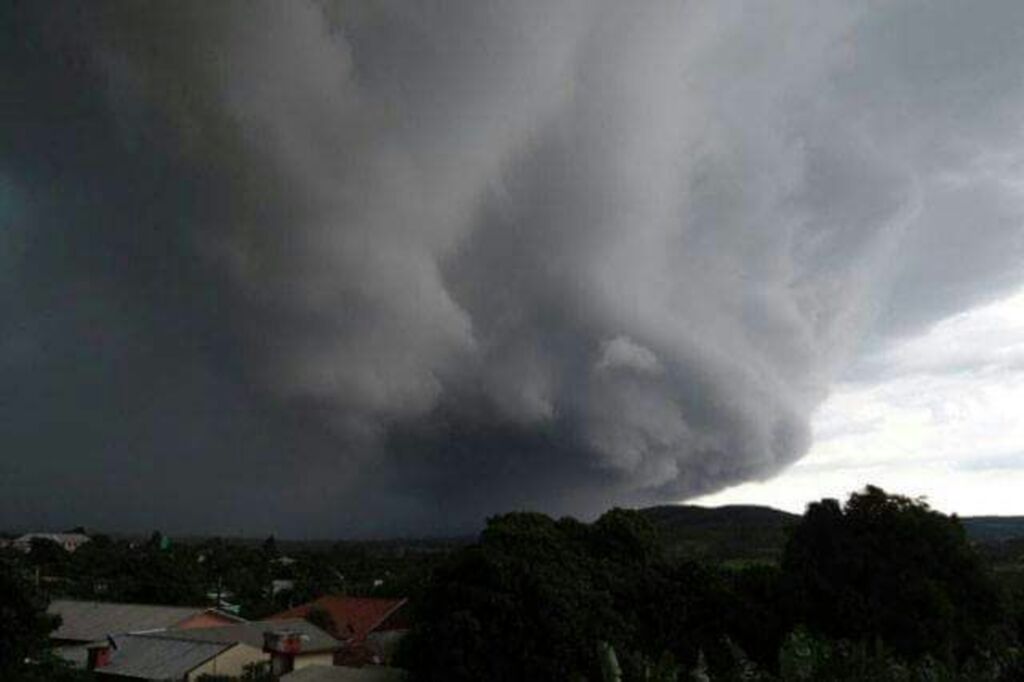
0, 559, 57, 676
402, 509, 736, 682
782, 485, 1004, 663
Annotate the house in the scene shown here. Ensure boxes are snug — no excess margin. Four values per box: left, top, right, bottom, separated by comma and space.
132, 618, 343, 676
83, 619, 342, 680
271, 596, 409, 666
11, 532, 90, 553
49, 600, 245, 667
281, 665, 408, 681
86, 634, 265, 681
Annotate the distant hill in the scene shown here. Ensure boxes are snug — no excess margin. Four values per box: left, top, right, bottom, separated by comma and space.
960, 516, 1024, 543
641, 504, 799, 529
639, 504, 799, 563
639, 505, 1024, 564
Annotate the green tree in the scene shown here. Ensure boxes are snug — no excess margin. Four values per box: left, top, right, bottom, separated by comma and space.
0, 559, 58, 676
403, 509, 739, 682
0, 559, 94, 680
123, 543, 207, 606
405, 512, 612, 681
723, 564, 794, 673
27, 537, 69, 573
261, 535, 279, 560
146, 531, 170, 551
782, 485, 1005, 664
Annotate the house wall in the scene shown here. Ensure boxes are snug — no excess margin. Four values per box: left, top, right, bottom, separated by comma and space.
186, 643, 265, 681
183, 646, 332, 679
95, 673, 145, 681
294, 652, 335, 670
53, 644, 91, 669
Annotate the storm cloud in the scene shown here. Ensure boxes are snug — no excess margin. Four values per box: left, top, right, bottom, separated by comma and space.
4, 1, 1024, 535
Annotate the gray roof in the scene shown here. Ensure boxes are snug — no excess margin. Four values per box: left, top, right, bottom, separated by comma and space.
49, 600, 238, 643
140, 618, 342, 654
282, 665, 407, 682
101, 634, 237, 680
15, 532, 90, 543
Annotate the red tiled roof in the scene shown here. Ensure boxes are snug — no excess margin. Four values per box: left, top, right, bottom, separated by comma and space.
269, 596, 407, 643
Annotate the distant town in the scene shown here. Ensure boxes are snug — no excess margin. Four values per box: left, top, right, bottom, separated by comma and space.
1, 526, 454, 681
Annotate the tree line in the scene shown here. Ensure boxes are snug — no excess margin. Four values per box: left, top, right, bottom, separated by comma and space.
399, 486, 1024, 681
4, 485, 1024, 680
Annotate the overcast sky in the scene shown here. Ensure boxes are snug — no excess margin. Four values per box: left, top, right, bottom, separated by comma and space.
4, 1, 1024, 536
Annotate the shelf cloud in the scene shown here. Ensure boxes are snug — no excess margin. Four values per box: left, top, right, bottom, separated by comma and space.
4, 0, 1024, 534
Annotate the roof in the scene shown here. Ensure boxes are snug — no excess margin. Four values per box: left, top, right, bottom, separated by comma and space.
16, 532, 90, 543
49, 600, 242, 643
101, 634, 238, 679
140, 618, 341, 654
282, 665, 407, 682
271, 596, 408, 641
14, 533, 90, 551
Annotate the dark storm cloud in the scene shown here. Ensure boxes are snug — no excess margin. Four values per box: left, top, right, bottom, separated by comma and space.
4, 0, 1024, 535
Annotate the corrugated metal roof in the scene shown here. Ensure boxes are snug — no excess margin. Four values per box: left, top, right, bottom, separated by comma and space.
281, 665, 407, 682
49, 600, 235, 642
139, 618, 341, 654
101, 635, 235, 680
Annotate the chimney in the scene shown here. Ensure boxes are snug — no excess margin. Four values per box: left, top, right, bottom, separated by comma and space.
264, 630, 309, 676
86, 643, 113, 670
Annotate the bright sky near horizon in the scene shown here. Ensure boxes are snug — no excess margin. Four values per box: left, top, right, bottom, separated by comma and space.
696, 285, 1024, 516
